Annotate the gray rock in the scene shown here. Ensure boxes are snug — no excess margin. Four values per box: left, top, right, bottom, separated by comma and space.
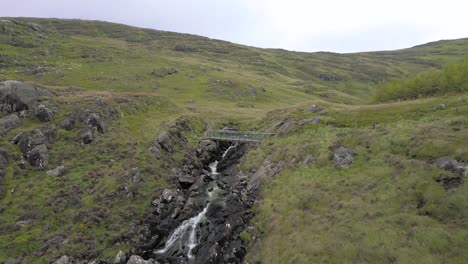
32, 104, 54, 122
157, 131, 173, 153
331, 146, 356, 168
0, 80, 54, 113
0, 114, 22, 135
46, 165, 67, 177
0, 147, 8, 168
53, 255, 69, 264
114, 250, 127, 264
303, 155, 317, 164
161, 189, 177, 203
303, 104, 324, 113
299, 117, 322, 126
127, 167, 142, 185
126, 255, 157, 264
147, 145, 161, 159
78, 129, 95, 144
434, 157, 467, 177
14, 125, 56, 168
60, 116, 75, 130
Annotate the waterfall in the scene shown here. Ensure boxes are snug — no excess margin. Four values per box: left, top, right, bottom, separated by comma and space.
155, 187, 218, 257
154, 145, 236, 261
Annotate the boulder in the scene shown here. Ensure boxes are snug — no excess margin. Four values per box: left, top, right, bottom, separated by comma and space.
0, 80, 54, 113
0, 114, 21, 135
46, 165, 67, 177
331, 146, 356, 168
114, 250, 127, 264
14, 125, 56, 168
157, 131, 173, 153
32, 104, 54, 122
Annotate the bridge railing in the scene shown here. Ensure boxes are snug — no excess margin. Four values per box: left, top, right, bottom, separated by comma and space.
205, 130, 272, 142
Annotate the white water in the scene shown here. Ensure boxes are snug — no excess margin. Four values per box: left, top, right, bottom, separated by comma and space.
155, 146, 235, 260
155, 187, 218, 258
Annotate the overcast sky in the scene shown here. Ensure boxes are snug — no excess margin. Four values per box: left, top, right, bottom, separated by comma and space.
1, 0, 467, 53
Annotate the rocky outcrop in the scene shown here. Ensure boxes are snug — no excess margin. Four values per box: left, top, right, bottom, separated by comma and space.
126, 255, 159, 264
331, 146, 356, 168
0, 80, 54, 113
0, 113, 22, 135
433, 156, 468, 177
303, 104, 324, 113
12, 124, 57, 169
298, 117, 322, 126
151, 67, 177, 78
52, 255, 69, 264
59, 98, 115, 144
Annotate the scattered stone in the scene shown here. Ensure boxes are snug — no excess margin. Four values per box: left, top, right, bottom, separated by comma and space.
303, 104, 324, 113
298, 117, 322, 126
303, 155, 317, 164
331, 146, 356, 168
0, 114, 21, 135
17, 159, 27, 169
151, 67, 177, 78
53, 255, 69, 264
46, 165, 67, 177
114, 250, 127, 264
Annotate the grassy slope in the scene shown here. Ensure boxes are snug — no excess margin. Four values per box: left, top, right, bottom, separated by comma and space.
0, 18, 467, 263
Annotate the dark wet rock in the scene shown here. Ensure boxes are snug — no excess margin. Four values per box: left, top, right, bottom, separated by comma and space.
178, 176, 196, 189
14, 124, 56, 168
433, 156, 467, 177
303, 104, 324, 113
299, 117, 322, 126
32, 103, 54, 122
0, 80, 54, 113
331, 146, 356, 168
303, 155, 317, 164
53, 255, 69, 264
47, 165, 67, 177
114, 250, 127, 264
0, 113, 21, 135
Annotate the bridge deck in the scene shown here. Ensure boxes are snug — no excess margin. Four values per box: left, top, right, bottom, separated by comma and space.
205, 130, 272, 143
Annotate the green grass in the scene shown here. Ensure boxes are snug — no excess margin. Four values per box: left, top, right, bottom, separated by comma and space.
0, 17, 467, 263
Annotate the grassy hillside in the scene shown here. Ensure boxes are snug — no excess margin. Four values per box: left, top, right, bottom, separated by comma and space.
0, 18, 467, 263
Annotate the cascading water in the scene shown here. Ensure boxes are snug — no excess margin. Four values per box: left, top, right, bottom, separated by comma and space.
154, 145, 234, 261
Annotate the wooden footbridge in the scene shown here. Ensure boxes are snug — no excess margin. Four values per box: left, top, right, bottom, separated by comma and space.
205, 130, 273, 143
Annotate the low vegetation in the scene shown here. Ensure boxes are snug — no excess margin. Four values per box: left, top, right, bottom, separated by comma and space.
0, 18, 467, 263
